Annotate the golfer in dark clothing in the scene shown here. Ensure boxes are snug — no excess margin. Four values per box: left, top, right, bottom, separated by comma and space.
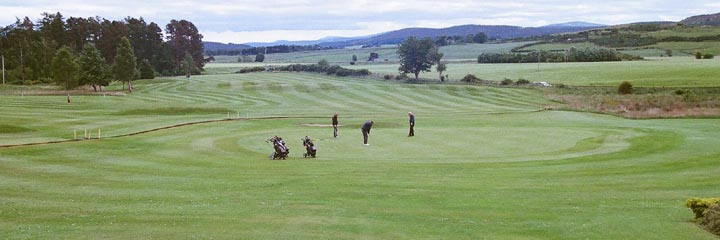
361, 120, 373, 145
332, 113, 339, 138
408, 112, 415, 137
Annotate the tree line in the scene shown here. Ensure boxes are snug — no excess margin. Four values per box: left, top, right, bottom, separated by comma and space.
434, 32, 488, 46
477, 47, 639, 64
239, 45, 333, 56
0, 12, 204, 86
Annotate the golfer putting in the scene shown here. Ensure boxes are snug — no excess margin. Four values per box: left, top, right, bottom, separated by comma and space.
361, 120, 373, 146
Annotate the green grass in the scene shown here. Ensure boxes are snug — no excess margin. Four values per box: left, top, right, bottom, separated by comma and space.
1, 72, 719, 239
116, 107, 233, 115
652, 42, 720, 55
352, 57, 720, 87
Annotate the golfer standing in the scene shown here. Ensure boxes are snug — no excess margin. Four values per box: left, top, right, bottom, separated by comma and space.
332, 113, 339, 138
361, 120, 373, 146
408, 112, 415, 137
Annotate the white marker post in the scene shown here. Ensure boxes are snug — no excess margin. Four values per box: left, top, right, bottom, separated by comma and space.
74, 130, 77, 140
97, 129, 101, 139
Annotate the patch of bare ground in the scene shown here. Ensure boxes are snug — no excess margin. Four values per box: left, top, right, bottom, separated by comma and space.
546, 91, 720, 119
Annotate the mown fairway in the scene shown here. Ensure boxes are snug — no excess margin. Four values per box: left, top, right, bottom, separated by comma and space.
1, 72, 719, 239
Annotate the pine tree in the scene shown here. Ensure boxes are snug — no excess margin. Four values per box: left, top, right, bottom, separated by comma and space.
112, 37, 137, 91
77, 44, 109, 91
51, 46, 79, 89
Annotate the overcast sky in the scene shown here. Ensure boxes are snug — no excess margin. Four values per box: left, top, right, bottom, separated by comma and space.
1, 0, 718, 43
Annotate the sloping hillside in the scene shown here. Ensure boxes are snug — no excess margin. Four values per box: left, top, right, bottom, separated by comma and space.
323, 24, 600, 47
681, 12, 720, 26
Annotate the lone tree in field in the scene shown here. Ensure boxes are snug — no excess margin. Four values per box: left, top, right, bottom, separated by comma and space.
398, 37, 439, 81
429, 48, 446, 81
113, 37, 137, 91
52, 47, 80, 90
77, 44, 110, 92
436, 62, 447, 81
255, 52, 265, 62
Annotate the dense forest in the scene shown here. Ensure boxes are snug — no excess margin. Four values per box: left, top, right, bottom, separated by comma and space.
0, 12, 204, 85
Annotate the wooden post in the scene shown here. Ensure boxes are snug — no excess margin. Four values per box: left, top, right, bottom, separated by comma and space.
97, 129, 101, 139
74, 130, 77, 140
84, 129, 87, 139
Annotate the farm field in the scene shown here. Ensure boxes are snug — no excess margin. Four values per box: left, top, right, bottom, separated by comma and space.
211, 42, 530, 64
1, 72, 719, 238
350, 57, 720, 87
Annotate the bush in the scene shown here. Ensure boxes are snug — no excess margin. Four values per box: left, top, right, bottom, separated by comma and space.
395, 74, 408, 80
696, 52, 703, 59
702, 204, 720, 236
349, 61, 356, 65
516, 78, 530, 85
686, 197, 720, 219
704, 54, 715, 59
618, 81, 633, 95
501, 78, 514, 85
461, 74, 480, 83
383, 75, 393, 80
255, 53, 265, 62
236, 66, 266, 74
273, 64, 370, 77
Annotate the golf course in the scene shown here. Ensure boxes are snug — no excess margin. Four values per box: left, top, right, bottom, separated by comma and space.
1, 66, 719, 238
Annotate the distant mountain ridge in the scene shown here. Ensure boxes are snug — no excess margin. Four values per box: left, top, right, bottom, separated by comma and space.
319, 24, 602, 47
541, 21, 607, 28
681, 12, 720, 26
203, 41, 251, 52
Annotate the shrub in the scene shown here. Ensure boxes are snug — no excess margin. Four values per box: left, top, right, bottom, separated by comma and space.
501, 78, 514, 85
383, 75, 393, 80
350, 61, 356, 65
674, 89, 687, 95
318, 59, 329, 66
704, 54, 715, 59
618, 81, 633, 94
696, 52, 703, 59
395, 74, 408, 80
516, 78, 530, 85
236, 66, 266, 74
702, 204, 720, 236
686, 197, 720, 219
461, 74, 481, 83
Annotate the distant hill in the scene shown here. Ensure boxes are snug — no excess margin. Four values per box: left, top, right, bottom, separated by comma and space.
680, 12, 720, 26
203, 42, 251, 53
541, 21, 606, 28
243, 35, 371, 47
320, 24, 602, 47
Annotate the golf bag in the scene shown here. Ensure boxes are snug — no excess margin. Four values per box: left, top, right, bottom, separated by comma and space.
302, 136, 317, 158
267, 136, 289, 160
